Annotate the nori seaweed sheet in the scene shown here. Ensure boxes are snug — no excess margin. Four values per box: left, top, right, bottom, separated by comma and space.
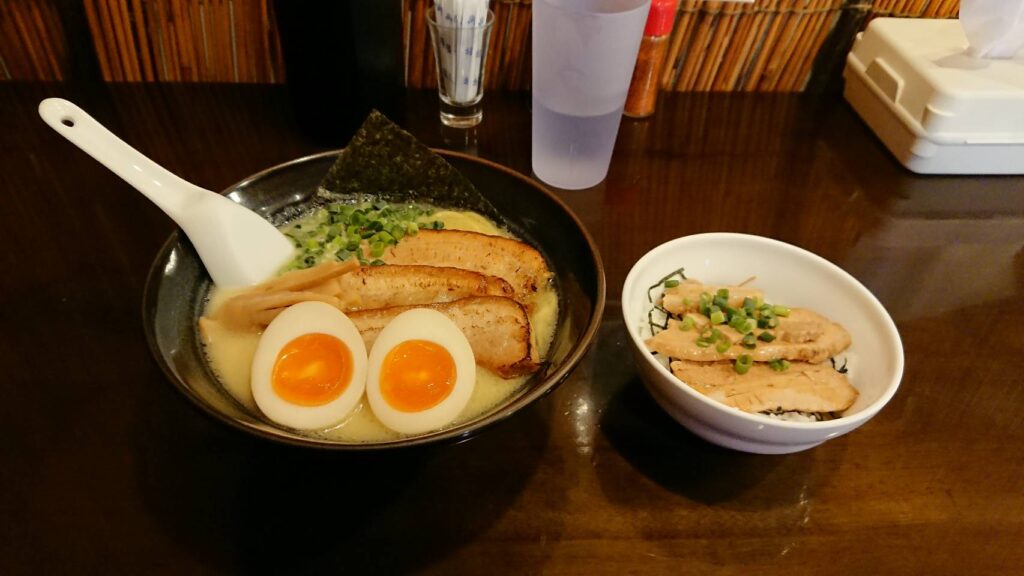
317, 110, 505, 225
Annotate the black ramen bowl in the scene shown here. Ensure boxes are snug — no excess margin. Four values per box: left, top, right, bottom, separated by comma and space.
143, 150, 605, 449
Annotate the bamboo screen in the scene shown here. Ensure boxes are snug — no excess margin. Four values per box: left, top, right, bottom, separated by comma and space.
0, 0, 67, 81
2, 0, 961, 86
81, 0, 285, 82
403, 0, 963, 92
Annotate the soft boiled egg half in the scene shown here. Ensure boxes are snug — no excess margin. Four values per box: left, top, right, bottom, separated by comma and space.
366, 308, 476, 435
251, 301, 367, 430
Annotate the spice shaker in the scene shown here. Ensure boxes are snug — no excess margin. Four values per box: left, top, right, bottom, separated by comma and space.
623, 0, 678, 118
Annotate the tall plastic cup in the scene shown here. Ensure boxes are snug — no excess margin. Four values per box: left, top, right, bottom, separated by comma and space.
532, 0, 651, 190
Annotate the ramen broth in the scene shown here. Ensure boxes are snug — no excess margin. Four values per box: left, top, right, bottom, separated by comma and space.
201, 208, 559, 442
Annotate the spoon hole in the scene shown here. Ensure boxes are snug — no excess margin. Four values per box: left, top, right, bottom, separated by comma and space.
61, 117, 75, 127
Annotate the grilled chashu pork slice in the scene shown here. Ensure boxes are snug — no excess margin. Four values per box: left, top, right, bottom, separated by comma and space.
379, 229, 551, 305
661, 279, 764, 315
348, 296, 540, 378
670, 359, 858, 414
211, 262, 515, 331
645, 309, 851, 364
312, 264, 515, 311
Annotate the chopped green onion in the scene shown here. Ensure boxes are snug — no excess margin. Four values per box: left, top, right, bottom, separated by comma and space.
715, 339, 731, 353
734, 354, 753, 375
742, 297, 756, 315
769, 359, 790, 372
679, 316, 696, 331
710, 310, 725, 325
716, 288, 730, 299
757, 331, 776, 343
370, 259, 386, 266
696, 328, 720, 347
664, 279, 680, 288
730, 316, 753, 334
741, 333, 757, 349
772, 305, 791, 317
370, 241, 385, 258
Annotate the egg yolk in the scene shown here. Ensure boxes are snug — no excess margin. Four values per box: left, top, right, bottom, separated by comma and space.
380, 340, 456, 412
271, 333, 352, 407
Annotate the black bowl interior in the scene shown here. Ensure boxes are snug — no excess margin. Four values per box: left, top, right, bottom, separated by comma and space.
143, 150, 605, 449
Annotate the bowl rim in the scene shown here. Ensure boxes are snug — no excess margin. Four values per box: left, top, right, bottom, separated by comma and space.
143, 149, 606, 449
621, 232, 903, 431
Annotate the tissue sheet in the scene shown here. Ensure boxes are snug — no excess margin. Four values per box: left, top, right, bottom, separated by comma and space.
960, 0, 1024, 58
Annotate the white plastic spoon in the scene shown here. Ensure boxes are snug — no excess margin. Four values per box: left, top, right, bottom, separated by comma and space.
38, 98, 294, 288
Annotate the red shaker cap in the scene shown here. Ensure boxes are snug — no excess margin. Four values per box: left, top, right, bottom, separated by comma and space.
644, 0, 679, 37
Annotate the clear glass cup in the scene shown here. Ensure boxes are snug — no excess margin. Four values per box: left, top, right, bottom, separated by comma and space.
427, 10, 494, 128
532, 0, 651, 189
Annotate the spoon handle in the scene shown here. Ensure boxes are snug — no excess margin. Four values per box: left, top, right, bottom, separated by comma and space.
38, 98, 204, 219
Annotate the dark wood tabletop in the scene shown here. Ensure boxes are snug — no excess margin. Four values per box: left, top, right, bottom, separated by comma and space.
2, 82, 1022, 575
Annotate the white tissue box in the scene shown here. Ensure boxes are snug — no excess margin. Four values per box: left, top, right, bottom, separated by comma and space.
843, 18, 1024, 174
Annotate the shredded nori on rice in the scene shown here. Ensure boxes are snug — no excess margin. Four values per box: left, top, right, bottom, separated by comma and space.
317, 110, 505, 225
831, 357, 849, 374
647, 268, 687, 336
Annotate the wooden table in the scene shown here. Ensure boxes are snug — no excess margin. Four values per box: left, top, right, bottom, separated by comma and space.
2, 83, 1022, 575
